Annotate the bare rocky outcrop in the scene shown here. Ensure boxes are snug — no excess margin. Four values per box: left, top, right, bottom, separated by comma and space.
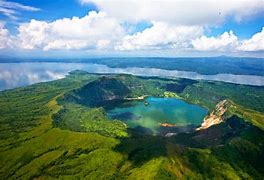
159, 123, 177, 127
197, 100, 231, 130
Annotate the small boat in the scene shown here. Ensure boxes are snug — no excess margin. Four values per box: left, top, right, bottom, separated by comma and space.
144, 101, 149, 106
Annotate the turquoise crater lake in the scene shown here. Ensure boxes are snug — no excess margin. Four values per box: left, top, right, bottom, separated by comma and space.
107, 97, 208, 133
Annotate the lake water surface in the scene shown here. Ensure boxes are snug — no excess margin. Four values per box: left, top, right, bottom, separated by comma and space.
107, 97, 208, 133
1, 62, 264, 90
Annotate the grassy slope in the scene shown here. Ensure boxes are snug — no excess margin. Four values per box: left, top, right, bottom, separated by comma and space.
53, 102, 128, 137
0, 74, 126, 179
0, 72, 264, 179
179, 81, 264, 112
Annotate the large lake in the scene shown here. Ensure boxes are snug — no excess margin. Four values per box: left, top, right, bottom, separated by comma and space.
1, 62, 264, 91
107, 97, 208, 133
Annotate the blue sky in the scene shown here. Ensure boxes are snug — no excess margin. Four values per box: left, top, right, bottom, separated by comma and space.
4, 0, 97, 21
0, 0, 263, 57
205, 15, 264, 39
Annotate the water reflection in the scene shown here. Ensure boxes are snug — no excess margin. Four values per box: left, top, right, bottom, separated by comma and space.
0, 62, 264, 90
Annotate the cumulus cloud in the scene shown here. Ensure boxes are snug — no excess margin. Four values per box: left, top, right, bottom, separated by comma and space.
16, 11, 125, 50
115, 22, 203, 50
81, 0, 264, 26
0, 0, 40, 20
192, 31, 239, 51
0, 4, 263, 54
192, 28, 264, 52
0, 21, 11, 49
238, 27, 264, 51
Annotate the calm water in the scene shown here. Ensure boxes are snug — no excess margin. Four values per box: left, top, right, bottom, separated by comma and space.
1, 62, 264, 91
107, 97, 208, 133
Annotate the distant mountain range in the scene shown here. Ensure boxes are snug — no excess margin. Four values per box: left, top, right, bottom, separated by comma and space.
1, 56, 264, 76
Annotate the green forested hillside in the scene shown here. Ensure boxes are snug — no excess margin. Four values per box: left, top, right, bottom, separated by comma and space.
0, 71, 264, 179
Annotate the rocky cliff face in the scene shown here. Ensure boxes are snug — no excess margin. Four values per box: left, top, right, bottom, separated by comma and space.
197, 100, 231, 130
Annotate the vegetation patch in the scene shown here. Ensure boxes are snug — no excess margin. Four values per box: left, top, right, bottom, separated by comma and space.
1, 71, 264, 179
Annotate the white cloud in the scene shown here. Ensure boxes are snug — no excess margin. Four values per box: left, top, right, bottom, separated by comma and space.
0, 4, 263, 54
81, 0, 264, 26
0, 21, 11, 49
192, 28, 264, 52
16, 11, 125, 50
17, 20, 50, 49
115, 22, 203, 50
238, 27, 264, 51
192, 31, 239, 51
0, 0, 40, 20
